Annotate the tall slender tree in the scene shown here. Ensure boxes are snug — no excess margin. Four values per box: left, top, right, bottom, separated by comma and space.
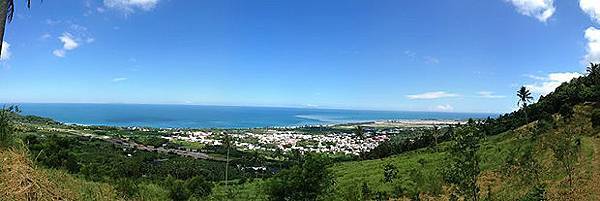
0, 0, 33, 56
517, 86, 533, 122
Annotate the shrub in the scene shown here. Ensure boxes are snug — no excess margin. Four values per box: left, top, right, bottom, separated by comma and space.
166, 177, 190, 201
592, 109, 600, 129
559, 104, 574, 120
382, 163, 398, 183
264, 154, 334, 201
0, 106, 20, 149
114, 178, 138, 198
185, 176, 213, 198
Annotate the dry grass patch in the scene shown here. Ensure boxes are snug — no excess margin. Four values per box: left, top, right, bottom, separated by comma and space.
0, 148, 76, 200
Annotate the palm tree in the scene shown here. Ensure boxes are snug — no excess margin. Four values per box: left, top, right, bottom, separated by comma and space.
0, 0, 33, 56
517, 86, 533, 122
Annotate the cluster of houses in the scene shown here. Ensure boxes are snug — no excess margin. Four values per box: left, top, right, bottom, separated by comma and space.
162, 129, 390, 155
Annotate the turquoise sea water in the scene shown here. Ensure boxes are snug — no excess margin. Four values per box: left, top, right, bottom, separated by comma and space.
16, 103, 495, 129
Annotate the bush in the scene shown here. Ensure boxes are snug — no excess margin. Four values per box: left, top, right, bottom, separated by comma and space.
592, 109, 600, 129
264, 154, 334, 201
166, 177, 190, 201
559, 104, 574, 120
185, 176, 213, 198
519, 184, 546, 201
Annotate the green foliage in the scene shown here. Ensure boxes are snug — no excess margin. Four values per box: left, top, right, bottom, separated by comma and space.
361, 181, 371, 200
186, 176, 213, 198
444, 120, 482, 201
559, 104, 574, 120
592, 109, 600, 129
382, 163, 398, 183
166, 176, 191, 201
32, 134, 81, 173
515, 145, 542, 185
519, 184, 546, 201
264, 154, 334, 201
133, 136, 168, 147
0, 105, 20, 148
550, 127, 581, 189
355, 126, 364, 139
114, 178, 138, 198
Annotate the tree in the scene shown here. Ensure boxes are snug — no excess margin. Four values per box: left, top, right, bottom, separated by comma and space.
517, 86, 534, 122
355, 125, 364, 139
586, 63, 600, 85
445, 120, 482, 201
0, 105, 20, 148
551, 127, 581, 191
264, 154, 334, 201
0, 0, 34, 56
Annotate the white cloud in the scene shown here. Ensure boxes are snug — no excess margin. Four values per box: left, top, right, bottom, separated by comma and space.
580, 0, 600, 23
52, 49, 66, 57
524, 72, 583, 95
1, 41, 11, 61
434, 104, 454, 112
112, 77, 128, 82
478, 91, 506, 98
584, 27, 600, 63
506, 0, 555, 22
407, 91, 459, 100
59, 33, 79, 50
53, 32, 89, 58
104, 0, 159, 13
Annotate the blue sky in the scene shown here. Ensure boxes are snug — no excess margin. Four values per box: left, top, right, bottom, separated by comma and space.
0, 0, 599, 113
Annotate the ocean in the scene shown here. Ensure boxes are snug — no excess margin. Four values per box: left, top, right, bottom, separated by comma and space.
15, 103, 495, 129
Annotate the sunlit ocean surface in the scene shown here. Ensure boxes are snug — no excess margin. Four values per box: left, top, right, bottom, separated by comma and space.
16, 103, 496, 129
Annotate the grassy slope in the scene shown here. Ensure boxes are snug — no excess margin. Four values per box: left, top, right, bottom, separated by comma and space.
331, 103, 599, 200
0, 147, 121, 201
216, 104, 599, 200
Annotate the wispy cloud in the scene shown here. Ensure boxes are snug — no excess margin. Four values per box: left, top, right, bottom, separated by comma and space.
505, 0, 555, 22
112, 77, 128, 82
580, 0, 600, 23
477, 91, 506, 98
407, 91, 459, 100
103, 0, 160, 13
524, 72, 583, 95
433, 104, 454, 112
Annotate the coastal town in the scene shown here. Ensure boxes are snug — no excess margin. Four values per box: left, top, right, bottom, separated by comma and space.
158, 119, 464, 156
